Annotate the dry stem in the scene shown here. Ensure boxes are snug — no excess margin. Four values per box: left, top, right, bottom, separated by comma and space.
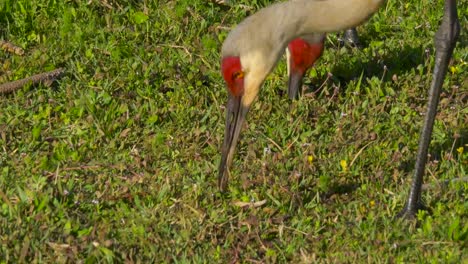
0, 68, 65, 94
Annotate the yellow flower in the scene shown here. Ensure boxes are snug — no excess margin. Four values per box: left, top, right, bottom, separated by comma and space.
370, 200, 376, 207
307, 155, 314, 164
450, 66, 458, 74
457, 147, 464, 155
340, 160, 348, 172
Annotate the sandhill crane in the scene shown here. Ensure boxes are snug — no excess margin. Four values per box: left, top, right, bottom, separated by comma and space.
218, 0, 460, 218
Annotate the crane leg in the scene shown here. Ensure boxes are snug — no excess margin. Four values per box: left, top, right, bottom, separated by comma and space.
398, 0, 460, 219
339, 28, 361, 48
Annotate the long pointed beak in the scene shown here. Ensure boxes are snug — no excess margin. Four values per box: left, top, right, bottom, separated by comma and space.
218, 94, 249, 191
288, 70, 303, 100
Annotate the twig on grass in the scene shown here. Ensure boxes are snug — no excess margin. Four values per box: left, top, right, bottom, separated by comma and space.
0, 68, 65, 94
0, 40, 24, 55
349, 141, 375, 167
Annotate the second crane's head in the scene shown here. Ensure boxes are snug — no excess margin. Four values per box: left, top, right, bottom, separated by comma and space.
287, 35, 325, 99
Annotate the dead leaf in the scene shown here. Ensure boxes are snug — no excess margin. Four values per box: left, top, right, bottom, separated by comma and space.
232, 199, 267, 208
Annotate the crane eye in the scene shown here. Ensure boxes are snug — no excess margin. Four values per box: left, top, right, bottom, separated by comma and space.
233, 71, 244, 80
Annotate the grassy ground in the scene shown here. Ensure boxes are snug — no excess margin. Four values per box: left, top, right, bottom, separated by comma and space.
0, 0, 467, 262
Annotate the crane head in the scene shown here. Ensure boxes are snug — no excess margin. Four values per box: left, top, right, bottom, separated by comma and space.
221, 56, 245, 97
287, 37, 324, 99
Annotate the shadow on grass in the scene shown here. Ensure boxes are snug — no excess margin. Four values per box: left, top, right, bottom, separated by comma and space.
332, 44, 427, 89
322, 181, 361, 200
296, 181, 361, 206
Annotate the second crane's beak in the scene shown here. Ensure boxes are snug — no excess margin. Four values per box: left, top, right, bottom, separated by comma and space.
288, 68, 304, 100
286, 44, 304, 100
218, 94, 249, 191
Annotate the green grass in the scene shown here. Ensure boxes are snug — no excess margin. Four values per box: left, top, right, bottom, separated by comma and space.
0, 0, 467, 262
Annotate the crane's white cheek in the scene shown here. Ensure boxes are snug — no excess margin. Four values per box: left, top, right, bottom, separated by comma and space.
241, 86, 258, 108
241, 76, 265, 108
240, 53, 276, 108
